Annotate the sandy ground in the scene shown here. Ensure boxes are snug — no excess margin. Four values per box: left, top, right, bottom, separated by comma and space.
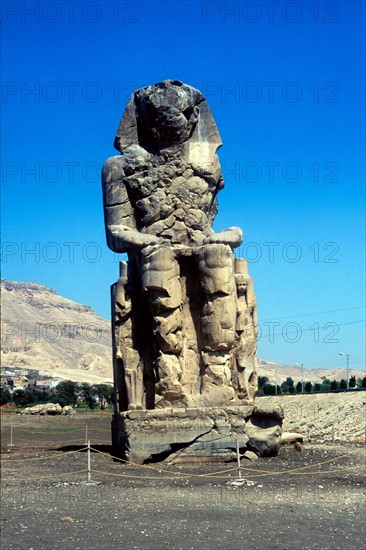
1, 395, 365, 550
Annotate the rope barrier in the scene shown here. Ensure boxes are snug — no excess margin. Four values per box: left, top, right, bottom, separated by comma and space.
1, 444, 364, 483
11, 429, 84, 435
7, 436, 84, 443
89, 446, 360, 479
90, 446, 242, 477
89, 463, 365, 481
1, 447, 88, 462
4, 427, 112, 437
2, 469, 88, 482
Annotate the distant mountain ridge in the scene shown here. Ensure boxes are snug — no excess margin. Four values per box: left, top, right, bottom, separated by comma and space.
1, 279, 363, 385
257, 359, 364, 386
1, 279, 112, 384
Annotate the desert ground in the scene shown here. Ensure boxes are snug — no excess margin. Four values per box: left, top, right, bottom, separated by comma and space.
1, 392, 365, 550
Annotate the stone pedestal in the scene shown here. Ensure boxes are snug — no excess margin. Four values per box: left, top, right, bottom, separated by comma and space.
112, 404, 283, 463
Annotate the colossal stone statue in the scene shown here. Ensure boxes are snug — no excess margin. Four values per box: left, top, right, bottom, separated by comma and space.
103, 80, 282, 461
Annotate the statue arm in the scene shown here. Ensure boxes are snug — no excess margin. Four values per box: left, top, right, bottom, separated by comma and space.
108, 225, 162, 252
102, 155, 162, 252
204, 226, 243, 249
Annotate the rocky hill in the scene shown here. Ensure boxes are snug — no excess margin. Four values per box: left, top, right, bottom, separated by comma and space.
1, 279, 364, 386
257, 359, 365, 386
1, 280, 112, 384
258, 391, 366, 443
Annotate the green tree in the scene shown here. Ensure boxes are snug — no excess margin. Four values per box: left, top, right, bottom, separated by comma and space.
330, 380, 338, 390
263, 384, 282, 395
304, 381, 312, 393
349, 375, 356, 388
13, 389, 35, 407
94, 384, 114, 407
295, 381, 303, 393
339, 379, 347, 390
52, 381, 78, 406
49, 393, 72, 407
80, 383, 97, 409
321, 379, 331, 392
263, 384, 276, 395
258, 376, 269, 389
281, 377, 294, 393
361, 376, 366, 389
313, 383, 321, 392
0, 388, 11, 405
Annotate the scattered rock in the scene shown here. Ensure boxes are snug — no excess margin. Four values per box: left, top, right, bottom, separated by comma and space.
281, 432, 304, 444
241, 450, 258, 462
21, 403, 63, 415
62, 405, 76, 415
293, 442, 305, 452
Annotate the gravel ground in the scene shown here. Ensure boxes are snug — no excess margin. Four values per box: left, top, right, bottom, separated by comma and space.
1, 394, 365, 550
1, 444, 365, 550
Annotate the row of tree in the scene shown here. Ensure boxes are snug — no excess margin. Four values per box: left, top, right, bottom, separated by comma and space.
2, 375, 366, 406
0, 381, 114, 408
258, 375, 366, 396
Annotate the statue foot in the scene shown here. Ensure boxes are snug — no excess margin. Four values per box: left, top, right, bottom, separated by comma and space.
128, 403, 144, 410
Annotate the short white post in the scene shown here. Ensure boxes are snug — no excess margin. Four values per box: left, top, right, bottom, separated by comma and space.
8, 425, 14, 447
87, 439, 91, 482
236, 439, 241, 479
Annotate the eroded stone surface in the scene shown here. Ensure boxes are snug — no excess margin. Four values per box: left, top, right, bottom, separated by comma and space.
103, 80, 280, 460
112, 406, 253, 463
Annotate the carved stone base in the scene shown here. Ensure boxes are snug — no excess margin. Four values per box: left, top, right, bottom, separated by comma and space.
111, 404, 283, 463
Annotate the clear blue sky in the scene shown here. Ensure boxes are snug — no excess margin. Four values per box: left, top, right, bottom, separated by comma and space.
1, 0, 365, 371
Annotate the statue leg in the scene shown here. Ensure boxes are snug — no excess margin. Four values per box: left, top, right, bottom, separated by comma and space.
233, 258, 258, 402
235, 337, 257, 402
114, 261, 144, 410
140, 245, 184, 404
196, 243, 237, 351
195, 244, 237, 402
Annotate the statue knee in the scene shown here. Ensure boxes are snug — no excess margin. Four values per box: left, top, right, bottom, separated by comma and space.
141, 246, 182, 309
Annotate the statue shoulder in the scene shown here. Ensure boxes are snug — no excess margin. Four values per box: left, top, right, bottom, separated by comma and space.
102, 155, 126, 184
102, 145, 152, 183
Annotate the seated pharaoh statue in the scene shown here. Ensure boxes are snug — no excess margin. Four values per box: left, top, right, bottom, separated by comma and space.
102, 79, 258, 411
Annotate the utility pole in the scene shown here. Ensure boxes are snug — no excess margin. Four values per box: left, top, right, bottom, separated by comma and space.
275, 370, 278, 395
294, 363, 304, 393
339, 352, 350, 390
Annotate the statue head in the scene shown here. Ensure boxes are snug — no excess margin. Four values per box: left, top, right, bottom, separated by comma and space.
134, 80, 201, 150
114, 80, 222, 160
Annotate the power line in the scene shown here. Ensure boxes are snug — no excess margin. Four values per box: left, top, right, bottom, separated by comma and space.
262, 306, 365, 322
